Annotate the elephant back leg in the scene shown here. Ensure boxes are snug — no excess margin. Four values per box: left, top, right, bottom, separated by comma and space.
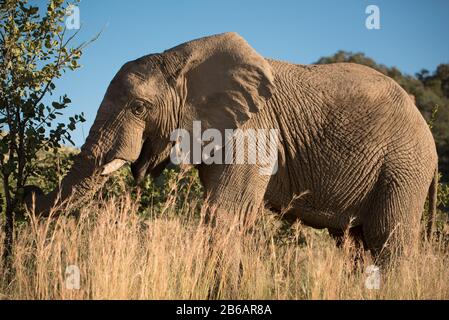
361, 170, 430, 265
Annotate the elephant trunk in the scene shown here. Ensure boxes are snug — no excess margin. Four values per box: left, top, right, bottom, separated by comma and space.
25, 115, 114, 216
25, 109, 145, 216
25, 146, 109, 217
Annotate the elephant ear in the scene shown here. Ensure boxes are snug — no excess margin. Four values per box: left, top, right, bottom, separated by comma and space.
167, 32, 275, 132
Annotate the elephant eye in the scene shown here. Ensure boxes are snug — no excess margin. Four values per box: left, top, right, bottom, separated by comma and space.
131, 100, 146, 117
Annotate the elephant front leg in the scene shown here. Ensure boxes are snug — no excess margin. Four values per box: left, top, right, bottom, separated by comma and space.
198, 163, 272, 229
198, 162, 272, 298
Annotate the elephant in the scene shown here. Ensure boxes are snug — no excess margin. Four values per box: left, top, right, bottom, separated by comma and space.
25, 32, 438, 262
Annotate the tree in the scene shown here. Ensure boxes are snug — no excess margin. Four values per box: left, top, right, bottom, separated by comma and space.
0, 0, 87, 267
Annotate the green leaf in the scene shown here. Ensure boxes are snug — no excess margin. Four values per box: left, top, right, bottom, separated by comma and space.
29, 7, 39, 15
51, 102, 65, 109
63, 96, 71, 104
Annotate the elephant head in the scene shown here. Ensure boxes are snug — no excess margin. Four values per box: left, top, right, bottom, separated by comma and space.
25, 32, 274, 216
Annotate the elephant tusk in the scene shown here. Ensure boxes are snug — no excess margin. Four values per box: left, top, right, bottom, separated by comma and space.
101, 159, 127, 175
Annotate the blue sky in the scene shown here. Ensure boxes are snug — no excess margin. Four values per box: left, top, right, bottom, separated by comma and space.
45, 0, 449, 146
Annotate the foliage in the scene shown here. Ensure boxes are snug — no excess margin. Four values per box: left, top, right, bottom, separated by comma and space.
26, 146, 77, 193
436, 179, 449, 230
438, 180, 449, 209
316, 51, 449, 183
0, 0, 86, 260
102, 164, 204, 219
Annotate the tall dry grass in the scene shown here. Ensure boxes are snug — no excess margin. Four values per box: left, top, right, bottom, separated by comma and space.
1, 184, 448, 299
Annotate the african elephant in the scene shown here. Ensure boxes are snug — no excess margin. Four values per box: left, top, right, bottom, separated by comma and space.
25, 32, 438, 262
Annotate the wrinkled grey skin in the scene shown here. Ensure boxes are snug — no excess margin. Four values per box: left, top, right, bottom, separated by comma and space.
26, 33, 438, 262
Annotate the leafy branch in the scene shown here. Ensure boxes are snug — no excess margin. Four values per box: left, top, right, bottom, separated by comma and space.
0, 0, 95, 270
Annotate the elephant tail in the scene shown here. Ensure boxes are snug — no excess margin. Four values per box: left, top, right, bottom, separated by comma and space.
426, 165, 438, 239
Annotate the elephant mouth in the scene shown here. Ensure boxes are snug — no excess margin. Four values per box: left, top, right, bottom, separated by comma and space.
101, 159, 127, 175
131, 155, 171, 184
